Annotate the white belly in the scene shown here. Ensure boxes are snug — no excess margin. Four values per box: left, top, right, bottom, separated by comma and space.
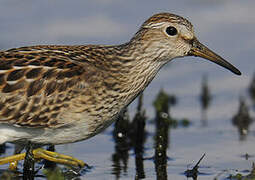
0, 113, 119, 145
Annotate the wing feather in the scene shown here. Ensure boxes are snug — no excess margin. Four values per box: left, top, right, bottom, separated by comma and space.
0, 46, 91, 128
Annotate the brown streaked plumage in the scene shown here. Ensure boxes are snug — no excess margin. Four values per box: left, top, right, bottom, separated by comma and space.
0, 12, 241, 167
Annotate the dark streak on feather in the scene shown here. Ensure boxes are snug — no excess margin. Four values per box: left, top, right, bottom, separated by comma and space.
2, 80, 25, 93
19, 102, 28, 111
45, 81, 57, 96
30, 106, 39, 113
14, 59, 28, 66
0, 102, 4, 111
2, 107, 14, 117
7, 69, 26, 81
43, 69, 56, 79
58, 82, 67, 92
27, 79, 44, 97
29, 60, 41, 66
50, 113, 58, 119
26, 68, 42, 79
0, 74, 6, 85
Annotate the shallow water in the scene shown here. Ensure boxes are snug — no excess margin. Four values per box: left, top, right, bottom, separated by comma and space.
0, 0, 255, 179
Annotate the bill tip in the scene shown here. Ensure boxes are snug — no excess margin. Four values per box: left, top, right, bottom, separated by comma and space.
234, 69, 242, 76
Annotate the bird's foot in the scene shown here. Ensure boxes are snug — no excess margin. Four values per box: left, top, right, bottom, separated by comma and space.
33, 148, 86, 168
0, 153, 26, 170
0, 148, 86, 169
9, 160, 19, 171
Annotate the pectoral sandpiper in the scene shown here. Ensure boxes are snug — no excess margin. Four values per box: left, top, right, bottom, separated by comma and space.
0, 12, 241, 170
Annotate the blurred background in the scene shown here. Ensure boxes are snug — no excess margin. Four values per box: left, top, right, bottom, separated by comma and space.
0, 0, 255, 179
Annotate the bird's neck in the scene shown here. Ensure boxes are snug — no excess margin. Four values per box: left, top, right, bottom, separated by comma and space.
107, 41, 167, 105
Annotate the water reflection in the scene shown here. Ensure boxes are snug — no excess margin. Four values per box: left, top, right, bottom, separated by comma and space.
111, 93, 147, 180
232, 97, 253, 141
111, 90, 178, 180
200, 75, 212, 127
153, 89, 177, 180
130, 94, 147, 180
111, 109, 130, 179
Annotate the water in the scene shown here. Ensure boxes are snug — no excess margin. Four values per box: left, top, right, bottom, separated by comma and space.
0, 0, 255, 179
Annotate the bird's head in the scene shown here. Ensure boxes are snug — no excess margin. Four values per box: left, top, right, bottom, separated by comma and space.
131, 12, 241, 75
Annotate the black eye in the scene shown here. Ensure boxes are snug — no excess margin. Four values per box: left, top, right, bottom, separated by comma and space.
166, 26, 177, 36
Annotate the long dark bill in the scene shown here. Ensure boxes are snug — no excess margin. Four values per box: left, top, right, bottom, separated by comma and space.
188, 38, 241, 75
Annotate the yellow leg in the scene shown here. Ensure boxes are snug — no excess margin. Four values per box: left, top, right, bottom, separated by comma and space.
33, 148, 86, 167
0, 148, 86, 168
0, 153, 25, 165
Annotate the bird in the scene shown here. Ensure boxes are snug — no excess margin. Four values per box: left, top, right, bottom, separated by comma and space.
0, 12, 241, 169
